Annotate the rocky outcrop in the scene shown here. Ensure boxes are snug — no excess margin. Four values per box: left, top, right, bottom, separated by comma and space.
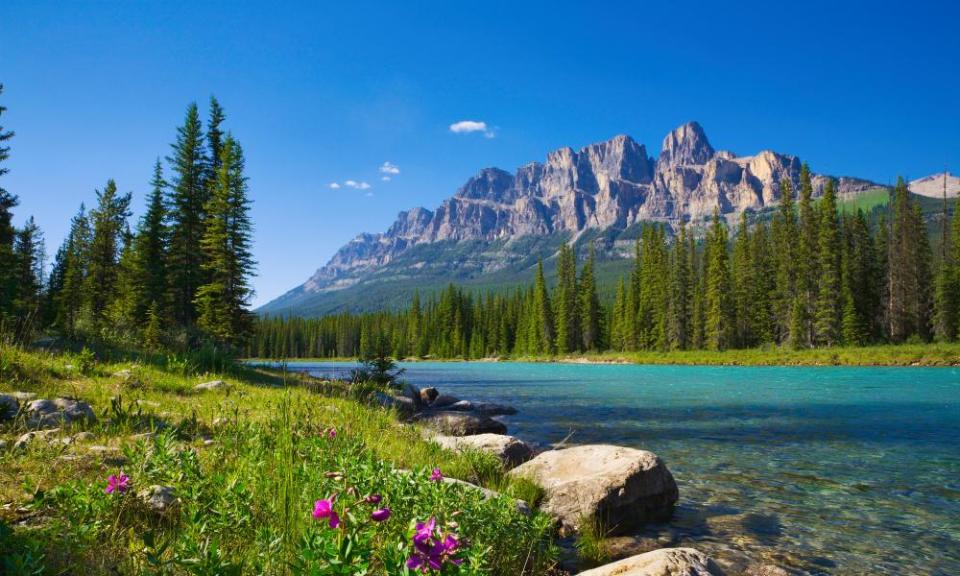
412, 411, 507, 436
576, 548, 723, 576
25, 398, 96, 428
509, 444, 678, 535
269, 122, 880, 309
431, 433, 533, 468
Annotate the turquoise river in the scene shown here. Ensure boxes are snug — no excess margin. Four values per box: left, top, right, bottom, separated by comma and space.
279, 361, 959, 575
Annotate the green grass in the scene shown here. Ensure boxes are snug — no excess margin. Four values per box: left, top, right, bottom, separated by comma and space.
0, 344, 557, 575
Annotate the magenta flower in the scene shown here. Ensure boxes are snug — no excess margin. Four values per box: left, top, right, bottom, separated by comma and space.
429, 468, 443, 482
371, 507, 391, 522
327, 427, 337, 438
366, 494, 382, 504
329, 511, 341, 529
105, 473, 130, 494
406, 517, 463, 572
313, 498, 333, 520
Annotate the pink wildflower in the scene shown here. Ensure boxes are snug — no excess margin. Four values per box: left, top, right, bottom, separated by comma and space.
366, 494, 382, 504
105, 473, 130, 494
371, 507, 391, 522
429, 468, 443, 482
313, 498, 333, 519
406, 517, 463, 572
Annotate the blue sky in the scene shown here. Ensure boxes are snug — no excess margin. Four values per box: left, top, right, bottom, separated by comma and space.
2, 1, 958, 306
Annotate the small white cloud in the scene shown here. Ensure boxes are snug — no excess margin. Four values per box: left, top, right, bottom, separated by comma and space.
364, 191, 374, 197
329, 182, 341, 189
344, 180, 372, 190
379, 161, 400, 175
381, 176, 391, 182
449, 120, 495, 138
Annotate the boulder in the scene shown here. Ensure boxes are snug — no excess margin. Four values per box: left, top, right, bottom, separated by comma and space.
431, 394, 461, 408
412, 411, 507, 436
432, 433, 533, 468
194, 380, 226, 391
509, 444, 678, 535
0, 394, 19, 421
419, 387, 440, 405
444, 400, 517, 416
576, 548, 723, 576
11, 391, 37, 401
26, 398, 97, 428
138, 485, 178, 514
374, 392, 417, 415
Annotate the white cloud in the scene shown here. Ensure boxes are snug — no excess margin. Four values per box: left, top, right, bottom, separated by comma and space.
364, 191, 374, 197
344, 180, 372, 190
381, 176, 391, 182
449, 120, 495, 138
379, 161, 400, 175
329, 182, 341, 189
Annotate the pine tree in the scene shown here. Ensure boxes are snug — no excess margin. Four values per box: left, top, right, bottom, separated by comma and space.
0, 83, 17, 322
772, 178, 798, 345
749, 221, 776, 344
888, 178, 933, 342
12, 216, 44, 335
731, 212, 754, 347
792, 164, 818, 347
704, 210, 733, 350
579, 245, 601, 351
666, 222, 691, 350
532, 260, 554, 354
814, 179, 842, 346
611, 276, 627, 351
554, 243, 579, 354
55, 204, 92, 334
195, 136, 256, 347
84, 180, 131, 331
132, 159, 169, 322
167, 102, 207, 326
933, 185, 958, 341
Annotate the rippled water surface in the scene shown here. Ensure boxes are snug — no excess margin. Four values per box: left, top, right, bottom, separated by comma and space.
279, 361, 960, 575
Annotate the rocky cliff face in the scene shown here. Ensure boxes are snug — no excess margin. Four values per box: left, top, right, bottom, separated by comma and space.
292, 122, 877, 298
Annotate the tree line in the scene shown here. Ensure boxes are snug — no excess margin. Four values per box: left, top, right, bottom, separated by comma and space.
0, 85, 256, 353
250, 166, 960, 359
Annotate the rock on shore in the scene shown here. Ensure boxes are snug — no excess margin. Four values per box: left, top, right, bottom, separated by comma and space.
412, 411, 507, 436
431, 433, 533, 468
509, 444, 678, 535
576, 548, 723, 576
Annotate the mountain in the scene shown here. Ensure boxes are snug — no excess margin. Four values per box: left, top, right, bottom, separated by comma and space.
261, 122, 881, 316
909, 172, 960, 199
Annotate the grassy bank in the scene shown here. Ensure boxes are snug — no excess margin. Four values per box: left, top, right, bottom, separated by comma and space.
0, 345, 556, 575
248, 342, 960, 368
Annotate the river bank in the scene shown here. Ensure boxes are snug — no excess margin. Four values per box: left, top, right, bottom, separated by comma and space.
245, 341, 960, 368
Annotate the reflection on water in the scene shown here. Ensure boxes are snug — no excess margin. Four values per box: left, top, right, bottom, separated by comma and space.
267, 361, 960, 575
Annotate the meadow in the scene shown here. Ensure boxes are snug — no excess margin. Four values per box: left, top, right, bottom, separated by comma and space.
0, 345, 556, 575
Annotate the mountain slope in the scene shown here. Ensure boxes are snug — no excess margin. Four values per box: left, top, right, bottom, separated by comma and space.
261, 122, 880, 316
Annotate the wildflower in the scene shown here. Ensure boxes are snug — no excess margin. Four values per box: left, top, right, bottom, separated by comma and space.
365, 494, 382, 504
313, 498, 333, 519
327, 427, 337, 438
406, 517, 463, 572
371, 507, 391, 522
105, 473, 130, 494
329, 511, 341, 529
429, 468, 443, 482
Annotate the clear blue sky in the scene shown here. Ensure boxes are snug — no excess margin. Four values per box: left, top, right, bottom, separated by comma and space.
3, 1, 958, 306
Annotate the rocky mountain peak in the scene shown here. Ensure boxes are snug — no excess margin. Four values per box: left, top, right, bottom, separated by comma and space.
659, 121, 714, 167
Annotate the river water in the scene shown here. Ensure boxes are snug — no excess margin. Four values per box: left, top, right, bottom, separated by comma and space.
272, 361, 959, 575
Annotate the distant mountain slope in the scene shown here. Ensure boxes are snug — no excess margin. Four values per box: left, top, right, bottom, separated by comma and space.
261, 122, 884, 317
909, 172, 959, 199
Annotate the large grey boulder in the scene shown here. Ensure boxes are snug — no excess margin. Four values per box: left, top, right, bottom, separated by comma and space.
26, 398, 96, 428
576, 548, 723, 576
412, 411, 507, 436
432, 433, 533, 468
509, 444, 678, 535
0, 394, 19, 421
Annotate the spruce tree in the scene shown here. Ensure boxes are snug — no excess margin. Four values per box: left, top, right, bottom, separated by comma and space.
666, 222, 691, 350
195, 136, 255, 347
56, 205, 92, 334
611, 276, 627, 351
792, 164, 818, 347
731, 211, 754, 347
554, 243, 580, 354
772, 178, 798, 345
132, 159, 169, 322
167, 102, 207, 326
704, 210, 733, 350
84, 180, 131, 331
0, 83, 17, 321
814, 179, 841, 346
888, 177, 933, 341
532, 259, 554, 354
579, 245, 601, 351
12, 216, 44, 335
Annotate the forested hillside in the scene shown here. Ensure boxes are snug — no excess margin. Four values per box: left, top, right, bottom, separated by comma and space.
251, 172, 960, 359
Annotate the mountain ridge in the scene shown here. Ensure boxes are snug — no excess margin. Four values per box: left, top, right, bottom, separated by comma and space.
262, 122, 883, 315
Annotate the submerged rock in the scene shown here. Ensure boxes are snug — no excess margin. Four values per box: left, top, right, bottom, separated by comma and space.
412, 411, 507, 436
509, 444, 678, 535
576, 548, 723, 576
432, 433, 533, 468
